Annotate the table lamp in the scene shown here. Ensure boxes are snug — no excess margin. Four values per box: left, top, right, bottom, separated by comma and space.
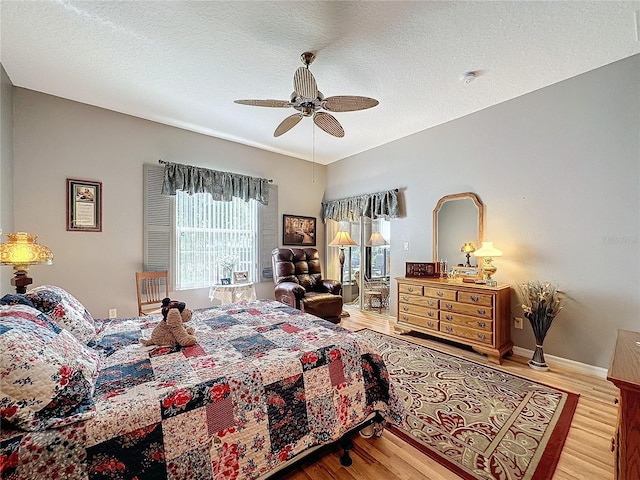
473, 241, 502, 286
460, 242, 476, 267
329, 230, 357, 288
0, 232, 54, 293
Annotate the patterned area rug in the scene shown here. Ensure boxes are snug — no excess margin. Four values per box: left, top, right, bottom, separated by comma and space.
358, 329, 579, 480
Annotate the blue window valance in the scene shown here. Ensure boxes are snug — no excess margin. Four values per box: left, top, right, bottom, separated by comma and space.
160, 160, 270, 205
322, 189, 399, 223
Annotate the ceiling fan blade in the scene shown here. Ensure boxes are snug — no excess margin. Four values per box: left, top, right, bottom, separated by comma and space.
274, 113, 303, 137
323, 96, 379, 112
293, 67, 318, 99
234, 99, 291, 108
314, 112, 345, 138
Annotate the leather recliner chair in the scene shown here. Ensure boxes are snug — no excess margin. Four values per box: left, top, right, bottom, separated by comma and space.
271, 247, 343, 323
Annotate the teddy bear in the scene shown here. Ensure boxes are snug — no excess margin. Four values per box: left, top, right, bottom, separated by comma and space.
140, 298, 196, 347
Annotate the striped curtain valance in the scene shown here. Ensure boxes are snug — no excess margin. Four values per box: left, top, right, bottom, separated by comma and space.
160, 161, 270, 205
322, 189, 399, 223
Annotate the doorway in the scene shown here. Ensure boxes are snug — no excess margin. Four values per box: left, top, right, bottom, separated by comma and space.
326, 218, 390, 315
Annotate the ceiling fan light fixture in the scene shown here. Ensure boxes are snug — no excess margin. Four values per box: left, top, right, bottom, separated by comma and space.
235, 52, 379, 138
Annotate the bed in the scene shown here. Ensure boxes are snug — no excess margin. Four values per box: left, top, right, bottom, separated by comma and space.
0, 286, 404, 480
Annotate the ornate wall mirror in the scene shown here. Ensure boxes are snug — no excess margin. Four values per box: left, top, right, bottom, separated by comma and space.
433, 192, 484, 271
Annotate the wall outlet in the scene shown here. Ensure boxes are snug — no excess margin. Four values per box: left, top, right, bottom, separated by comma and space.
514, 317, 523, 329
108, 308, 117, 319
404, 242, 409, 251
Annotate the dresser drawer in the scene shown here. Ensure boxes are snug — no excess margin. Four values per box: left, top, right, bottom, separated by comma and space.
440, 300, 493, 319
399, 284, 423, 296
399, 313, 439, 331
440, 312, 493, 332
399, 294, 438, 308
423, 287, 456, 301
440, 322, 493, 344
399, 303, 439, 319
457, 291, 493, 307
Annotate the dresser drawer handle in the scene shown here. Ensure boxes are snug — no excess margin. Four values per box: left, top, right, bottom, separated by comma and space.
427, 300, 435, 306
477, 333, 486, 340
477, 321, 486, 328
401, 315, 409, 322
445, 314, 453, 321
427, 321, 434, 328
402, 295, 410, 302
403, 306, 409, 312
408, 286, 414, 292
477, 308, 486, 315
445, 303, 453, 310
427, 311, 435, 317
471, 295, 479, 302
614, 398, 619, 405
611, 438, 616, 452
445, 325, 453, 332
436, 291, 444, 297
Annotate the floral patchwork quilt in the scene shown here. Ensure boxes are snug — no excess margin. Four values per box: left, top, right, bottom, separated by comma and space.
1, 300, 402, 480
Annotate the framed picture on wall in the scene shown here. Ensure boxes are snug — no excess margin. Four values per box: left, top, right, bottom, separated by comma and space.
283, 214, 316, 246
67, 178, 102, 232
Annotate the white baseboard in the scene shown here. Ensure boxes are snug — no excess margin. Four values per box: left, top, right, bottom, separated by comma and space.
512, 346, 608, 379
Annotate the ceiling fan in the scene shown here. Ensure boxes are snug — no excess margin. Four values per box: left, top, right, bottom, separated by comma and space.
234, 52, 379, 138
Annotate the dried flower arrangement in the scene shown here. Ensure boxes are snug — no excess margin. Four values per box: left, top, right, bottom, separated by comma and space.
217, 254, 238, 278
517, 280, 565, 371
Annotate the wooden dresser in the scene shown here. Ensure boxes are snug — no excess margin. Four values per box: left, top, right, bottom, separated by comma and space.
607, 329, 640, 480
394, 277, 513, 364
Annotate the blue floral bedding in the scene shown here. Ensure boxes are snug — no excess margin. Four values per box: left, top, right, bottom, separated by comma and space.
1, 300, 402, 479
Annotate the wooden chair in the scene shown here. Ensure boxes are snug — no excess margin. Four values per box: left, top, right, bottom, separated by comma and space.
135, 270, 169, 316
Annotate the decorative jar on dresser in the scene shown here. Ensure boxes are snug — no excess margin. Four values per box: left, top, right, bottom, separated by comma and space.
394, 277, 513, 364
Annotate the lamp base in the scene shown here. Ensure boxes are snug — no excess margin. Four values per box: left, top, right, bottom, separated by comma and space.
11, 270, 33, 294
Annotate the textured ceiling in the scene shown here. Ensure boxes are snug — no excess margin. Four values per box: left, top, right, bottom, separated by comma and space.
2, 1, 639, 164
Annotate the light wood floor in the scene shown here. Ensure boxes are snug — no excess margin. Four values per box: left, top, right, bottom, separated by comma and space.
279, 307, 618, 480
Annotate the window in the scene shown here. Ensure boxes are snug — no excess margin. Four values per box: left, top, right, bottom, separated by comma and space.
144, 165, 277, 290
175, 190, 258, 290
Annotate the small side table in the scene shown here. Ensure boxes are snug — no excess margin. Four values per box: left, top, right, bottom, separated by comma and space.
209, 282, 257, 305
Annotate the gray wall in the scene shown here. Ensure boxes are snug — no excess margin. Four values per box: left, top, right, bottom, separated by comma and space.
326, 55, 640, 368
6, 55, 639, 368
0, 65, 14, 295
11, 89, 327, 318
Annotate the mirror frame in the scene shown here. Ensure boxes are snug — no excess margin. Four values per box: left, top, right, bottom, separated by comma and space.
432, 192, 484, 267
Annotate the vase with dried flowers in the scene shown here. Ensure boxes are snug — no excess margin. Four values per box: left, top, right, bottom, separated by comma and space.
217, 253, 238, 283
517, 281, 564, 371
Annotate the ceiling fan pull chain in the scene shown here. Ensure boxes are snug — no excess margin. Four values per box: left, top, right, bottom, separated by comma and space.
312, 123, 316, 184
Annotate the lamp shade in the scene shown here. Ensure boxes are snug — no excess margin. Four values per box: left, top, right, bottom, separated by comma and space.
460, 242, 476, 254
473, 241, 502, 258
367, 232, 389, 246
0, 232, 54, 269
329, 230, 357, 247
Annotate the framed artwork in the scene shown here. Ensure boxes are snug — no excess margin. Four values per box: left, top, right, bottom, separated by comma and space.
283, 214, 316, 246
233, 271, 249, 283
67, 178, 102, 232
220, 278, 231, 285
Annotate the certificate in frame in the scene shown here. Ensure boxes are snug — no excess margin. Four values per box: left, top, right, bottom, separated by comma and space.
67, 178, 102, 232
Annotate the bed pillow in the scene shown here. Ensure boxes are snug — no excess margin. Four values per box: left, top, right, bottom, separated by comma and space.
26, 285, 96, 344
0, 304, 101, 431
